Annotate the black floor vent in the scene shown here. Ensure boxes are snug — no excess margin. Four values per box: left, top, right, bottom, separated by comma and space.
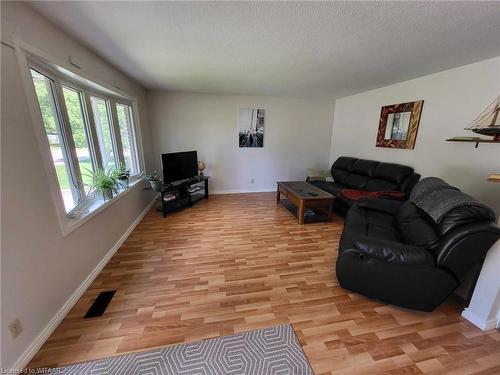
84, 290, 116, 318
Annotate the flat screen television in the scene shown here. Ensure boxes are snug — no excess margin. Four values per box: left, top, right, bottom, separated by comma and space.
161, 151, 198, 184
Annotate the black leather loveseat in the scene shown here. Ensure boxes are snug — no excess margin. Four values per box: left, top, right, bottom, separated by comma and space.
310, 157, 420, 216
337, 177, 500, 311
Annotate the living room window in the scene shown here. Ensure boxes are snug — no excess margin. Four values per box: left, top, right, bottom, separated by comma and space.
61, 86, 96, 196
116, 103, 140, 176
90, 96, 118, 171
24, 53, 145, 234
31, 69, 81, 212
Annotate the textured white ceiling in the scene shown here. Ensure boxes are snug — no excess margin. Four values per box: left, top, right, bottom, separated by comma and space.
28, 1, 500, 97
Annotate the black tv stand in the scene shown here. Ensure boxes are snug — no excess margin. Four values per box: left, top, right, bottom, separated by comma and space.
160, 176, 209, 217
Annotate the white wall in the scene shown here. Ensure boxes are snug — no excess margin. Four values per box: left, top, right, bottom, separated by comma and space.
462, 238, 500, 330
329, 56, 500, 215
1, 3, 155, 369
148, 91, 335, 193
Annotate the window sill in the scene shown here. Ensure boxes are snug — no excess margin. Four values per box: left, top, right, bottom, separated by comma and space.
61, 177, 152, 237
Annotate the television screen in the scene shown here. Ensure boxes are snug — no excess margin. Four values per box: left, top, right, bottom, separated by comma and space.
161, 151, 198, 183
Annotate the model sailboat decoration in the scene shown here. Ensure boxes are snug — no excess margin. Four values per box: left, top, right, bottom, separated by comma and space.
466, 95, 500, 141
447, 95, 500, 146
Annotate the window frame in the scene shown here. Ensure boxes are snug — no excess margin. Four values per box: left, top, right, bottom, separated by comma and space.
30, 67, 83, 211
15, 39, 146, 237
115, 102, 141, 176
89, 93, 121, 173
60, 84, 102, 198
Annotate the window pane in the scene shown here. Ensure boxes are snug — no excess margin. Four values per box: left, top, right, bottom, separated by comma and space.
62, 87, 94, 193
31, 69, 77, 212
116, 103, 139, 175
91, 97, 117, 171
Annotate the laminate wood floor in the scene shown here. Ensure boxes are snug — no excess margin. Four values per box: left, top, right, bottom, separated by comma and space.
28, 193, 500, 374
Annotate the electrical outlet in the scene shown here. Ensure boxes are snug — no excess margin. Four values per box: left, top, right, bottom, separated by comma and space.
9, 318, 23, 339
250, 179, 255, 184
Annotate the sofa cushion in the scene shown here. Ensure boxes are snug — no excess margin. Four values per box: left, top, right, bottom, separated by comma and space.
340, 223, 400, 251
396, 202, 439, 248
357, 198, 402, 216
341, 205, 399, 250
365, 178, 399, 192
352, 159, 378, 177
367, 223, 400, 242
345, 174, 369, 189
366, 209, 395, 228
332, 156, 357, 171
332, 169, 349, 185
347, 205, 394, 228
331, 157, 356, 185
373, 163, 414, 185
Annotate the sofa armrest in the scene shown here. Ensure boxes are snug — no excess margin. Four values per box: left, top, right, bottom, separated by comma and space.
434, 221, 500, 279
356, 197, 402, 215
354, 237, 435, 267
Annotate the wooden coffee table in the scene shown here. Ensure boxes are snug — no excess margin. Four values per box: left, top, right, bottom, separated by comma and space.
277, 181, 334, 224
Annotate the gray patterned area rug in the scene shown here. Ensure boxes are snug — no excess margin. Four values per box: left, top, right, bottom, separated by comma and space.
52, 324, 313, 374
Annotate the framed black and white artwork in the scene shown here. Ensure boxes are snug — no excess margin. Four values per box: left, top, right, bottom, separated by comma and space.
239, 108, 264, 147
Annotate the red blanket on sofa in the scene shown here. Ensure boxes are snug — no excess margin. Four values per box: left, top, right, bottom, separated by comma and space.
340, 189, 406, 201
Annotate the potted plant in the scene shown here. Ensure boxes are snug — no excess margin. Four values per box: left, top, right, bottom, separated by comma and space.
115, 163, 130, 189
86, 167, 119, 201
148, 171, 162, 192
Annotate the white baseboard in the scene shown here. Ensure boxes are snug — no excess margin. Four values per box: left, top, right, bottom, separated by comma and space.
11, 196, 158, 370
462, 308, 499, 331
212, 188, 276, 194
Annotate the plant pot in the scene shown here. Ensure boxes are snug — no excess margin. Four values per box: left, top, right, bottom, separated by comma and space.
102, 189, 113, 201
118, 178, 129, 189
149, 180, 161, 192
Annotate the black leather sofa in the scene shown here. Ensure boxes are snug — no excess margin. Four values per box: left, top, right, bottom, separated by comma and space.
310, 157, 420, 216
337, 179, 500, 311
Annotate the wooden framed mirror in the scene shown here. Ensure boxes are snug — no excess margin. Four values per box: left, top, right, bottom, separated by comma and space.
376, 100, 423, 149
